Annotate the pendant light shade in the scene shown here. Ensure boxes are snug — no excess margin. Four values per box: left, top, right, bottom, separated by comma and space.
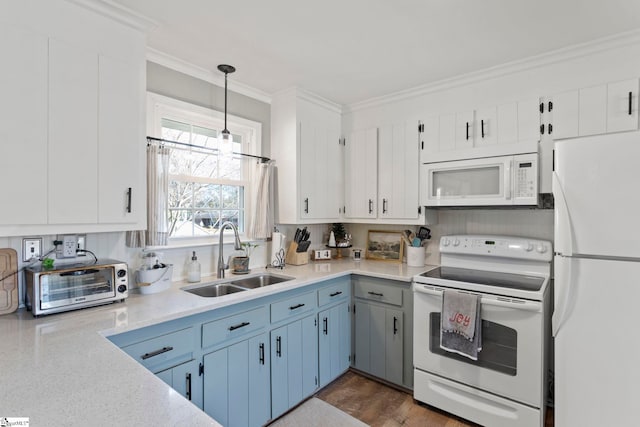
217, 64, 236, 144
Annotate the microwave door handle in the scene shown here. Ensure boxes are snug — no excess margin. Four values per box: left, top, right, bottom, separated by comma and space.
504, 160, 512, 200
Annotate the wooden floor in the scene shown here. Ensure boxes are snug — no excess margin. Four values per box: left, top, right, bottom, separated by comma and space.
316, 371, 554, 427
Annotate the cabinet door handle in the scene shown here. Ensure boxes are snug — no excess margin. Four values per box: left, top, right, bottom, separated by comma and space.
368, 199, 373, 214
276, 336, 282, 357
141, 346, 173, 360
481, 119, 485, 138
382, 198, 388, 214
228, 321, 250, 331
368, 291, 384, 297
259, 343, 265, 365
421, 140, 424, 150
126, 187, 132, 213
393, 316, 398, 335
323, 317, 328, 335
304, 198, 309, 214
329, 291, 342, 297
289, 303, 305, 310
185, 373, 192, 401
629, 91, 633, 115
466, 122, 470, 140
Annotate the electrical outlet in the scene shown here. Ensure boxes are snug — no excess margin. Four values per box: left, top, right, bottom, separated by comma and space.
56, 234, 78, 258
23, 238, 42, 262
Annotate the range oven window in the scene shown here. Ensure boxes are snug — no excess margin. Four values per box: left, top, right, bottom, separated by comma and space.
429, 313, 517, 376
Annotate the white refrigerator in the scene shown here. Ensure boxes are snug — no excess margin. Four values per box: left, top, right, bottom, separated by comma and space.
552, 131, 640, 426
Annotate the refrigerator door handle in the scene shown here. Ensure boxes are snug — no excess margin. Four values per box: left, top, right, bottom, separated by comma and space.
552, 171, 574, 256
552, 256, 577, 337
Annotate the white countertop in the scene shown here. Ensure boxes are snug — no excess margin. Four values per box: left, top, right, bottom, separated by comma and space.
0, 259, 435, 426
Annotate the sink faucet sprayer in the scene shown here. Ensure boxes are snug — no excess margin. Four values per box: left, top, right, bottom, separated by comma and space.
217, 221, 243, 278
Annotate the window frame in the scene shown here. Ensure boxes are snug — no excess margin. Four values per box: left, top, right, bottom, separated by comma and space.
147, 92, 262, 246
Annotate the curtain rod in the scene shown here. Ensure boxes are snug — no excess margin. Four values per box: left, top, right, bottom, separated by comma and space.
146, 136, 272, 163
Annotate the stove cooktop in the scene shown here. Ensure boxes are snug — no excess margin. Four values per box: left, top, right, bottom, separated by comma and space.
417, 266, 545, 292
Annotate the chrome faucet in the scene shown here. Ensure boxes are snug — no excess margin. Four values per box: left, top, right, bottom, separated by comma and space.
217, 221, 243, 278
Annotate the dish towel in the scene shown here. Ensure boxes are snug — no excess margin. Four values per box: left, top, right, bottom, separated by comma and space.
440, 290, 482, 360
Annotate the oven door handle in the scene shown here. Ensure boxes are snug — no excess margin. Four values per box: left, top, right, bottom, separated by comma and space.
413, 285, 542, 312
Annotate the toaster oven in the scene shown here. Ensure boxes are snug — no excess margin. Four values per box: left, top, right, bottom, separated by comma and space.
25, 259, 129, 316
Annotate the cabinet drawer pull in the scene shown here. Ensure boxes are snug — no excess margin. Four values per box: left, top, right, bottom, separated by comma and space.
228, 321, 250, 331
393, 316, 398, 335
466, 122, 470, 140
329, 291, 342, 297
259, 343, 265, 365
141, 346, 173, 360
368, 199, 373, 214
276, 336, 282, 357
289, 303, 305, 310
323, 317, 328, 335
304, 198, 309, 214
186, 373, 192, 401
382, 198, 388, 214
368, 291, 384, 297
629, 91, 633, 115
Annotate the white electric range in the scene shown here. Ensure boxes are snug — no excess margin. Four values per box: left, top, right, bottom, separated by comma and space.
412, 235, 552, 427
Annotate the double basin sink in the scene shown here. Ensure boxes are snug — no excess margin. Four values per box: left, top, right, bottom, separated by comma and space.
182, 273, 294, 297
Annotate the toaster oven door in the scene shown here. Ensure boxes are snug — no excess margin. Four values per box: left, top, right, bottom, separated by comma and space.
39, 267, 117, 310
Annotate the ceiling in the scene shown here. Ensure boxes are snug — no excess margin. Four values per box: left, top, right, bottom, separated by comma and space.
112, 0, 640, 106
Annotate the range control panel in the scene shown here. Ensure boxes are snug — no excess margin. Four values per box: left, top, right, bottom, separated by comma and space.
440, 235, 553, 261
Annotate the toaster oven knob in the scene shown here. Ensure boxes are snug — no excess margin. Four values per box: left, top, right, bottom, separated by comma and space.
117, 269, 127, 278
526, 242, 534, 252
536, 244, 548, 254
117, 285, 127, 293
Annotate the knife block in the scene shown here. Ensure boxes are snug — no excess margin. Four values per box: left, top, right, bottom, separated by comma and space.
285, 242, 309, 266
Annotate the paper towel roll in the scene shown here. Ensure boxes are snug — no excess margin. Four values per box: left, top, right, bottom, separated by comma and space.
271, 232, 286, 267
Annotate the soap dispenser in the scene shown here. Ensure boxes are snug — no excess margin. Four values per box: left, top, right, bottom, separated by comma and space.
187, 251, 201, 283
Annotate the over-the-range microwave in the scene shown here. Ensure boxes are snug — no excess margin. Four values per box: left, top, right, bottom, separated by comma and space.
420, 153, 538, 207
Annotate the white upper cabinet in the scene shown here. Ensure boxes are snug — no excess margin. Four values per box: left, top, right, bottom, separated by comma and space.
272, 88, 342, 224
0, 25, 48, 226
544, 78, 639, 140
0, 0, 148, 236
345, 120, 433, 224
421, 98, 540, 163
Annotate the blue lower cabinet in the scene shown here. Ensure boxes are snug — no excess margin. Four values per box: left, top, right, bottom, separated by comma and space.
270, 314, 318, 419
203, 333, 270, 427
156, 359, 203, 409
318, 302, 351, 388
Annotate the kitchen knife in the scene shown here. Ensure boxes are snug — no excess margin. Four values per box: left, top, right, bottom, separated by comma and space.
296, 240, 311, 252
294, 228, 301, 243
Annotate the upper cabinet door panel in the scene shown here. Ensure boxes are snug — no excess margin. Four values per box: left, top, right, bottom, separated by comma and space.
98, 55, 144, 224
551, 90, 579, 140
48, 39, 98, 224
578, 85, 607, 137
0, 26, 48, 225
475, 106, 497, 147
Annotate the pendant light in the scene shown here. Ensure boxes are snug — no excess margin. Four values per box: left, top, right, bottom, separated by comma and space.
217, 64, 236, 144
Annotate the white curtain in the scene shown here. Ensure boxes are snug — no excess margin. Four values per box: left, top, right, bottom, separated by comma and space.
247, 160, 274, 240
126, 143, 172, 247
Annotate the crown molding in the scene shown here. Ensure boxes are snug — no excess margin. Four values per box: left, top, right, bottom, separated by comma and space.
66, 0, 158, 32
345, 28, 640, 114
146, 48, 273, 105
273, 87, 342, 114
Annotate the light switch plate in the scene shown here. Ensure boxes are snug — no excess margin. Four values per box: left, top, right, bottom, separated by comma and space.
23, 238, 42, 262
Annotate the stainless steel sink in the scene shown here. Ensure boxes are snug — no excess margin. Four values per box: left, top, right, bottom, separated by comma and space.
229, 274, 294, 289
183, 283, 247, 298
181, 273, 294, 297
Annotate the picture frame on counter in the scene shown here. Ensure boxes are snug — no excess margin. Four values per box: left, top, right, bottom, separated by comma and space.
366, 230, 403, 262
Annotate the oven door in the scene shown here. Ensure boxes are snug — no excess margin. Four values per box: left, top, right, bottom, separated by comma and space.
39, 267, 117, 310
413, 283, 544, 407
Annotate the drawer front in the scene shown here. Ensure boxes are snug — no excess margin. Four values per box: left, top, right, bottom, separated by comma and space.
318, 280, 350, 307
202, 305, 268, 349
122, 327, 194, 373
271, 291, 316, 324
354, 280, 402, 306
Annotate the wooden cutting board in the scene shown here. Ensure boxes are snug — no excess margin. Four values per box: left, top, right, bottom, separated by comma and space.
0, 248, 19, 315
